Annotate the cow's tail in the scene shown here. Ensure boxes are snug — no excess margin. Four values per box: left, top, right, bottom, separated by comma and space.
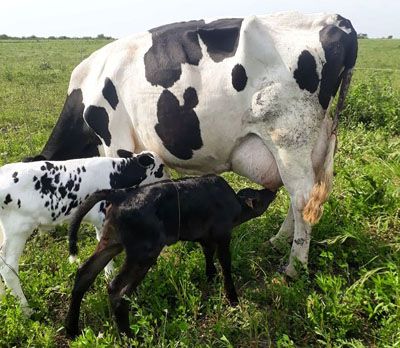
303, 68, 353, 225
68, 188, 126, 262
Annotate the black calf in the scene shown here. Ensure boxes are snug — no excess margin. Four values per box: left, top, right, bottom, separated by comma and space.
65, 175, 276, 337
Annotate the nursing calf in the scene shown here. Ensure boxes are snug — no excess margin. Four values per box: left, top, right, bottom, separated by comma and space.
0, 152, 166, 313
65, 175, 276, 337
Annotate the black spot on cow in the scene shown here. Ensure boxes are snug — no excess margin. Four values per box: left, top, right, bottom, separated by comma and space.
59, 186, 67, 198
54, 173, 60, 184
154, 164, 164, 178
66, 179, 75, 192
198, 18, 243, 63
45, 162, 54, 171
293, 50, 319, 94
318, 19, 357, 109
102, 78, 119, 110
81, 166, 86, 172
144, 18, 243, 88
40, 165, 46, 171
12, 171, 19, 183
4, 194, 12, 205
31, 89, 101, 161
117, 149, 134, 158
137, 153, 155, 168
109, 158, 150, 189
155, 88, 203, 160
84, 105, 112, 146
17, 199, 21, 208
34, 180, 41, 191
336, 14, 353, 31
231, 64, 248, 92
45, 201, 50, 208
39, 174, 57, 196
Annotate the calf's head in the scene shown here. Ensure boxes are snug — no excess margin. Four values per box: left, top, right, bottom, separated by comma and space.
235, 188, 277, 225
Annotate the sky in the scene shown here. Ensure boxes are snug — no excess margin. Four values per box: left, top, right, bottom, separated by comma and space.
0, 0, 398, 39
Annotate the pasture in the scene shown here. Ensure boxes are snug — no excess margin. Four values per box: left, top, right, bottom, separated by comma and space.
0, 38, 399, 347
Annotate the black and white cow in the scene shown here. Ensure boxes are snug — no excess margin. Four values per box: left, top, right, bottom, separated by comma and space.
26, 12, 358, 277
0, 152, 167, 313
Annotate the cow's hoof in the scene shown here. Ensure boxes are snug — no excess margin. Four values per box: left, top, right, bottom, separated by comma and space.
284, 264, 298, 279
21, 305, 34, 317
268, 237, 288, 253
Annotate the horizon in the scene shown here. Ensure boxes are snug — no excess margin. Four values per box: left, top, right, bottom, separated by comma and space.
0, 1, 399, 39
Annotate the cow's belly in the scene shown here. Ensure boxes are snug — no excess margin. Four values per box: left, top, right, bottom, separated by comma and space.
230, 134, 282, 190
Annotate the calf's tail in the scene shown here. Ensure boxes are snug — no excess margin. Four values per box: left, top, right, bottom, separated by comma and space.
303, 68, 353, 225
68, 188, 127, 261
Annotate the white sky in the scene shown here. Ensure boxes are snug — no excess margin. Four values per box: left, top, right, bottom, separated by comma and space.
0, 0, 398, 38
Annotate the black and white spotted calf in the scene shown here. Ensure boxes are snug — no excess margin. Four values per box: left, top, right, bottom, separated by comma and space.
64, 175, 276, 337
0, 152, 167, 312
27, 12, 357, 277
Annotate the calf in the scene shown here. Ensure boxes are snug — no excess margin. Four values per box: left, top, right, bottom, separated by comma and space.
65, 175, 276, 337
0, 151, 167, 313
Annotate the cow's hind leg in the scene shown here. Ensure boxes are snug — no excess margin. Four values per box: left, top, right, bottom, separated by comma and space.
269, 205, 294, 248
272, 149, 319, 278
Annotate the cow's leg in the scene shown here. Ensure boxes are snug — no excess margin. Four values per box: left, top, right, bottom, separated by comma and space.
65, 238, 123, 337
200, 240, 217, 281
231, 134, 318, 278
271, 148, 317, 278
269, 205, 294, 248
108, 258, 156, 337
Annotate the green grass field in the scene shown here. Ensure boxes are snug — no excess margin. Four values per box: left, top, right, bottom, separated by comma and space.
0, 38, 399, 347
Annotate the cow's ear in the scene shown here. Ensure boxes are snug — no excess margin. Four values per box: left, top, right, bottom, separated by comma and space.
137, 153, 155, 167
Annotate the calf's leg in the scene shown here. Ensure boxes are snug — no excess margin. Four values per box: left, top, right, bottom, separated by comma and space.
0, 219, 33, 314
65, 241, 123, 337
108, 258, 157, 337
216, 235, 238, 306
200, 240, 217, 281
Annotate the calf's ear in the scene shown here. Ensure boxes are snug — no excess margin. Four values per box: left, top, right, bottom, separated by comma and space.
137, 153, 155, 167
244, 197, 254, 209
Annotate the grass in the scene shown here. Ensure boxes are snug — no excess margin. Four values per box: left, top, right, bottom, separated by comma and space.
0, 38, 399, 347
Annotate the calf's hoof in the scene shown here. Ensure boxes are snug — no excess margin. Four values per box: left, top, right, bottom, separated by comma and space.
64, 325, 80, 339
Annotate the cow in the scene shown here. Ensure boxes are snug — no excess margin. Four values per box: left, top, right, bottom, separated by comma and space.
25, 12, 358, 277
0, 152, 167, 314
64, 175, 277, 337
